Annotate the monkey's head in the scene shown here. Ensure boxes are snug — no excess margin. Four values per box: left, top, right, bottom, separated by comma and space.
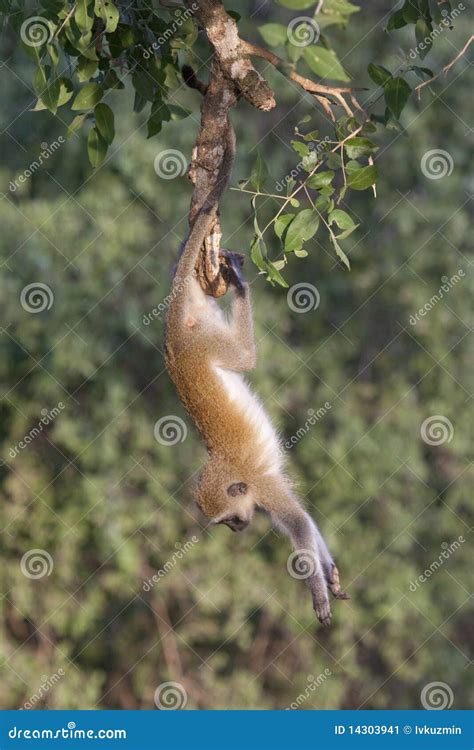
195, 458, 255, 532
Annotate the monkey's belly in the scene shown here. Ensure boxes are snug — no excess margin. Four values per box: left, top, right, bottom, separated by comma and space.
213, 366, 283, 475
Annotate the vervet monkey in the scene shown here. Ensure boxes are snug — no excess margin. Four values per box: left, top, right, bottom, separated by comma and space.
165, 125, 348, 626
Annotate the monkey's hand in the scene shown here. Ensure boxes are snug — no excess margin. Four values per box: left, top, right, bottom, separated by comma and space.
221, 250, 247, 297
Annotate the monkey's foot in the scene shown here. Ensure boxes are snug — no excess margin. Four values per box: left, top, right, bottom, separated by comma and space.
328, 564, 350, 600
314, 599, 332, 627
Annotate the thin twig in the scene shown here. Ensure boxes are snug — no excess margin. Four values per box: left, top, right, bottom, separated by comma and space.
414, 35, 473, 99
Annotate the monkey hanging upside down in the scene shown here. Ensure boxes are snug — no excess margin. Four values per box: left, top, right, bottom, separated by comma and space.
164, 126, 349, 626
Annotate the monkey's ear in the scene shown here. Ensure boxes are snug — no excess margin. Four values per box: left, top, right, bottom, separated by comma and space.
227, 482, 248, 497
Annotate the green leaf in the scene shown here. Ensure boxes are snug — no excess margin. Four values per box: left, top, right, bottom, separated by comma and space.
317, 0, 360, 29
328, 208, 356, 230
34, 66, 60, 114
410, 65, 434, 81
75, 0, 93, 33
250, 235, 267, 271
344, 137, 379, 159
67, 113, 87, 139
258, 23, 287, 47
168, 105, 191, 121
132, 70, 156, 101
368, 63, 392, 87
47, 43, 60, 67
32, 77, 73, 111
95, 0, 120, 33
307, 171, 335, 189
274, 213, 295, 240
277, 0, 315, 8
94, 102, 114, 144
384, 77, 411, 119
71, 82, 103, 110
87, 126, 107, 168
291, 140, 310, 157
330, 232, 351, 269
346, 164, 378, 191
328, 208, 359, 238
250, 152, 269, 191
387, 8, 407, 30
284, 208, 319, 252
303, 46, 350, 82
77, 56, 98, 83
267, 263, 288, 287
415, 17, 433, 58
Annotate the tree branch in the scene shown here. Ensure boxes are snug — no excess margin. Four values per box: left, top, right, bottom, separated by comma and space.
414, 35, 473, 99
240, 40, 364, 120
185, 0, 276, 112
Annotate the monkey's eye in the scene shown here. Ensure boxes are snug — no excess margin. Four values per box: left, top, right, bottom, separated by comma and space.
227, 482, 248, 497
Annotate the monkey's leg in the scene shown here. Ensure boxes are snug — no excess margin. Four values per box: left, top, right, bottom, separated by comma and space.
207, 287, 257, 372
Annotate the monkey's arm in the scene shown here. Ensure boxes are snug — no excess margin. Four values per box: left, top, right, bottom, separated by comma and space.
210, 287, 257, 372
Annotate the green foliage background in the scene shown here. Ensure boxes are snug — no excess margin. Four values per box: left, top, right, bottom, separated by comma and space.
0, 3, 472, 710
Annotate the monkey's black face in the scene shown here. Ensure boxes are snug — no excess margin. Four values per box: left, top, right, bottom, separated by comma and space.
219, 515, 249, 533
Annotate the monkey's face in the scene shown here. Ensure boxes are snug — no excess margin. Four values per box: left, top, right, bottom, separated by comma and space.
196, 460, 255, 533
